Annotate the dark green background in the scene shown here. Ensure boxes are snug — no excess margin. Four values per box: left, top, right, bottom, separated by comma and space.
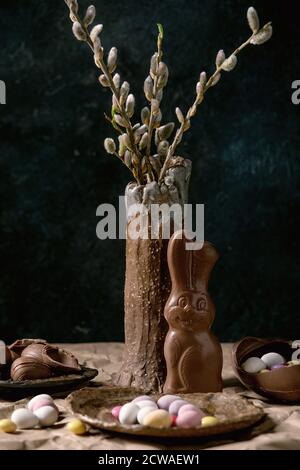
0, 0, 299, 343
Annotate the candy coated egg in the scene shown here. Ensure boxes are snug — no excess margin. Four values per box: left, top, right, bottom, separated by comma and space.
157, 395, 181, 410
137, 406, 156, 425
260, 369, 269, 374
261, 352, 285, 368
0, 419, 17, 433
67, 419, 86, 435
118, 403, 139, 425
11, 408, 39, 429
271, 364, 285, 370
241, 357, 266, 373
201, 416, 219, 427
31, 399, 58, 412
177, 404, 205, 418
135, 400, 158, 410
168, 399, 188, 415
176, 410, 202, 428
27, 394, 53, 411
111, 405, 122, 419
132, 395, 154, 404
143, 410, 172, 428
34, 405, 58, 427
170, 415, 177, 427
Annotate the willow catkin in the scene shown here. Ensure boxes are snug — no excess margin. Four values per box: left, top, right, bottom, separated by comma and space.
126, 94, 135, 118
107, 47, 118, 73
90, 24, 103, 43
211, 73, 221, 86
84, 5, 96, 26
114, 114, 127, 127
120, 81, 130, 105
144, 76, 153, 101
72, 21, 86, 41
124, 150, 132, 168
215, 49, 225, 67
157, 122, 174, 140
113, 73, 120, 90
221, 54, 237, 71
250, 25, 273, 45
104, 138, 116, 154
99, 74, 110, 87
175, 107, 185, 124
139, 132, 149, 150
141, 107, 150, 125
247, 7, 260, 33
150, 53, 158, 78
157, 140, 169, 157
151, 99, 160, 114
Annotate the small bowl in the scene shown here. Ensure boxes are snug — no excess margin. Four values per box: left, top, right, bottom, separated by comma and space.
232, 337, 300, 402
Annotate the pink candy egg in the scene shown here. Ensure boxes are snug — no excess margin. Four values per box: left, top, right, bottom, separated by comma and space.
111, 405, 122, 419
168, 399, 188, 415
31, 399, 58, 413
177, 404, 205, 418
176, 410, 202, 428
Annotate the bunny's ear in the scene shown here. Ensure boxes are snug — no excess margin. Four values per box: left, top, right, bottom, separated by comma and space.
167, 230, 219, 291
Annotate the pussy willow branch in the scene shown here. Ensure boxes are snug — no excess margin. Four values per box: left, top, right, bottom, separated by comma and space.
159, 21, 272, 182
146, 37, 163, 158
72, 12, 144, 184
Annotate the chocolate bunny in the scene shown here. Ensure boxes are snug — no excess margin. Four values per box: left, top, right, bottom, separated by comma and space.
163, 230, 223, 393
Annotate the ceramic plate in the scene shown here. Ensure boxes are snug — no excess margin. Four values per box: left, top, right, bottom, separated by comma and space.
68, 386, 265, 438
0, 366, 98, 398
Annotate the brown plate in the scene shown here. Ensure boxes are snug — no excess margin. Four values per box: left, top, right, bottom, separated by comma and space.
0, 366, 98, 399
67, 386, 264, 438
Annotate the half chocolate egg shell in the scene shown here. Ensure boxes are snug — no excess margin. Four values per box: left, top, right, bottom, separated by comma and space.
232, 337, 300, 402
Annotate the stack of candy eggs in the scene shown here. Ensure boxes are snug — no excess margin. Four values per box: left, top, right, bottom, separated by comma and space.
111, 395, 219, 429
0, 394, 58, 433
241, 351, 300, 374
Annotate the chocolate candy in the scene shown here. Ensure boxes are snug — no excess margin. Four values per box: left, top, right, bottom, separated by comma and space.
143, 410, 172, 428
118, 403, 139, 425
27, 394, 54, 411
157, 395, 180, 410
67, 419, 87, 435
241, 357, 266, 373
132, 395, 154, 404
177, 404, 205, 418
111, 405, 122, 419
201, 416, 219, 427
137, 406, 156, 425
135, 400, 157, 410
176, 409, 202, 428
33, 405, 58, 427
11, 408, 39, 429
10, 357, 52, 381
168, 399, 188, 415
261, 352, 285, 368
0, 419, 17, 433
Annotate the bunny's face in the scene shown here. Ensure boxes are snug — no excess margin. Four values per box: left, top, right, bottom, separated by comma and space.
165, 290, 214, 332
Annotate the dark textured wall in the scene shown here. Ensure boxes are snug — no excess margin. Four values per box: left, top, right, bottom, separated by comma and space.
0, 0, 299, 343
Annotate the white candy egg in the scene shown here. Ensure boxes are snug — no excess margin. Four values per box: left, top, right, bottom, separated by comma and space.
34, 405, 59, 427
132, 395, 155, 404
118, 403, 139, 425
241, 357, 266, 373
11, 408, 39, 429
27, 394, 54, 411
135, 400, 158, 410
137, 406, 156, 425
157, 395, 181, 410
261, 352, 285, 368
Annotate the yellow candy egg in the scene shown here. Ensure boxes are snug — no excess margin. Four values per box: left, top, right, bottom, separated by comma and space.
0, 419, 17, 433
201, 416, 219, 427
143, 409, 172, 428
67, 419, 87, 435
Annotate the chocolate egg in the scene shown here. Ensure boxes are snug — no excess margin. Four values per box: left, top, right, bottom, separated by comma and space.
111, 405, 122, 419
31, 399, 58, 413
11, 408, 39, 429
22, 343, 81, 375
176, 409, 202, 428
132, 395, 154, 404
177, 404, 205, 418
34, 405, 59, 427
135, 400, 157, 410
241, 357, 266, 373
143, 410, 172, 428
10, 357, 52, 381
232, 337, 300, 402
261, 352, 285, 368
157, 395, 181, 410
27, 394, 54, 411
137, 406, 156, 425
201, 416, 219, 427
168, 399, 188, 415
118, 403, 139, 425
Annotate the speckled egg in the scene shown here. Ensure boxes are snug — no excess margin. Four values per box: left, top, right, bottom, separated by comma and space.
176, 410, 202, 428
261, 352, 285, 368
241, 357, 266, 373
33, 405, 59, 427
157, 395, 181, 410
11, 408, 39, 429
143, 409, 172, 428
27, 394, 54, 411
168, 399, 188, 415
118, 403, 139, 425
